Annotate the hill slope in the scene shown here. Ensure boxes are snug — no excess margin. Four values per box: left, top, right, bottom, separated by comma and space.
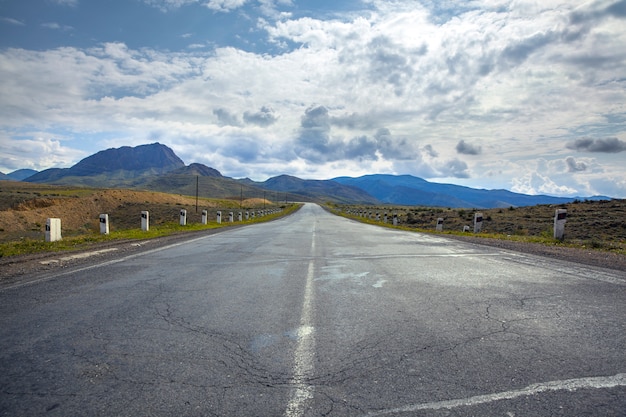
7, 169, 38, 180
258, 175, 379, 204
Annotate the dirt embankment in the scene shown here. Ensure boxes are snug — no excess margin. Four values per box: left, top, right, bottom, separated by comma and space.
2, 189, 195, 232
0, 183, 271, 242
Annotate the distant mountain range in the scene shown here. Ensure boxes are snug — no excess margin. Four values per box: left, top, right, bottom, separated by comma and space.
1, 169, 38, 181
332, 174, 610, 208
254, 175, 378, 204
0, 143, 612, 207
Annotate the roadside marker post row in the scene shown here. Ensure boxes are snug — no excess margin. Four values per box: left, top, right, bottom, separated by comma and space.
42, 207, 285, 241
340, 208, 568, 238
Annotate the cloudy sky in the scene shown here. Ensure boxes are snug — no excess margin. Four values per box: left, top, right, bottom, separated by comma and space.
1, 0, 625, 197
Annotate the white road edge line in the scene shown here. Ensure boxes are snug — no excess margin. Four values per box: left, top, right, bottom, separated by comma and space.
364, 373, 626, 416
1, 234, 217, 291
285, 232, 317, 417
39, 247, 119, 265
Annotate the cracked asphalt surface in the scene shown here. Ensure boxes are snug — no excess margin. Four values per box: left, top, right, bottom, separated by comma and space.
1, 203, 625, 416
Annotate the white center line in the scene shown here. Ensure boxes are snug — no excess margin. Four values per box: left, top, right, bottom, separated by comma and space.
285, 231, 317, 417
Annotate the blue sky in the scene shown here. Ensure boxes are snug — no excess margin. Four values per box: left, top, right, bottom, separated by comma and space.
1, 0, 625, 198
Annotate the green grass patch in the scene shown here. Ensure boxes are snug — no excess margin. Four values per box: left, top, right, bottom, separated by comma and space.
0, 204, 301, 258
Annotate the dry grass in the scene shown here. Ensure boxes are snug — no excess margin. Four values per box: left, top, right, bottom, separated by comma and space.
0, 182, 278, 243
331, 199, 626, 254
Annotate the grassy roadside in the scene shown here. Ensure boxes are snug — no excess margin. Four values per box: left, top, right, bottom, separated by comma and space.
0, 203, 302, 257
326, 204, 626, 256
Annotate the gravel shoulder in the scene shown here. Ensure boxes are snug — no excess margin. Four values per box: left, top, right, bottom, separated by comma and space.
0, 226, 242, 288
1, 226, 624, 289
446, 234, 626, 275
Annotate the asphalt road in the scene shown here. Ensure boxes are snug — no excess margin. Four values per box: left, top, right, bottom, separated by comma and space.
1, 203, 624, 416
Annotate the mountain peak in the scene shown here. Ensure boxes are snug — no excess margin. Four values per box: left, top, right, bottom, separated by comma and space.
6, 169, 39, 181
24, 143, 187, 184
170, 163, 222, 177
68, 143, 185, 176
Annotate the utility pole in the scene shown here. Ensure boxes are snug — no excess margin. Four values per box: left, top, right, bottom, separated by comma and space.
195, 175, 199, 213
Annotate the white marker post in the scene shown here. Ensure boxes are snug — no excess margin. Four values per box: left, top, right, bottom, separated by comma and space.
238, 212, 242, 222
436, 217, 444, 232
216, 211, 222, 224
179, 209, 187, 226
45, 218, 62, 242
141, 211, 149, 231
99, 214, 109, 235
229, 212, 234, 223
474, 212, 483, 233
393, 214, 398, 226
201, 210, 208, 225
554, 209, 567, 240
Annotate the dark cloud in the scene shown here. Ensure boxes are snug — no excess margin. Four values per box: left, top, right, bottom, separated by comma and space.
497, 1, 625, 71
566, 137, 626, 153
345, 135, 378, 161
345, 128, 419, 161
423, 144, 438, 158
295, 107, 422, 163
440, 158, 470, 178
295, 105, 340, 163
243, 106, 279, 127
565, 156, 587, 172
373, 128, 403, 159
607, 0, 626, 18
571, 0, 626, 24
456, 139, 482, 155
331, 112, 379, 130
213, 108, 241, 127
363, 36, 424, 96
501, 31, 557, 66
301, 105, 330, 130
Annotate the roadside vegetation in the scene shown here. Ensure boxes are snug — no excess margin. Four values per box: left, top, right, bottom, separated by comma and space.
327, 199, 626, 256
0, 181, 300, 257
